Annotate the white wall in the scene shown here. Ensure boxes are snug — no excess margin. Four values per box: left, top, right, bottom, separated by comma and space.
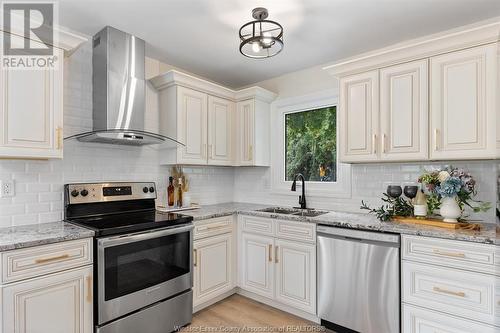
233, 65, 498, 222
0, 42, 234, 228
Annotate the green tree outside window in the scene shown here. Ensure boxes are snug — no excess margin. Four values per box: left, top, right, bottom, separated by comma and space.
285, 106, 337, 182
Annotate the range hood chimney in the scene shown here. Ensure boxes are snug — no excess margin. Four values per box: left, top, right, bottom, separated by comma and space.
66, 26, 181, 147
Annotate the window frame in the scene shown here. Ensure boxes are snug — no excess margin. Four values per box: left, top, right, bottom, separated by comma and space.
271, 90, 352, 198
284, 106, 338, 183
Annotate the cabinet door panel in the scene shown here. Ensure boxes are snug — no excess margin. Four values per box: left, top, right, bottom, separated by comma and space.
380, 60, 428, 160
193, 233, 233, 306
208, 96, 233, 165
275, 239, 316, 314
177, 87, 207, 164
430, 44, 497, 160
2, 266, 93, 333
240, 233, 273, 299
339, 70, 379, 162
0, 47, 63, 158
237, 100, 255, 165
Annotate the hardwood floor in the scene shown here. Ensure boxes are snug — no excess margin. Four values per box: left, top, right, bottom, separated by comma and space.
183, 295, 325, 332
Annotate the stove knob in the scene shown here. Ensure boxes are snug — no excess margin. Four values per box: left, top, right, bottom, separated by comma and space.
70, 190, 79, 197
143, 187, 149, 193
80, 189, 89, 197
149, 187, 155, 193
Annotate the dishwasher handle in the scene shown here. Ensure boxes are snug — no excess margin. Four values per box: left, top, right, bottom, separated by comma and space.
317, 225, 400, 245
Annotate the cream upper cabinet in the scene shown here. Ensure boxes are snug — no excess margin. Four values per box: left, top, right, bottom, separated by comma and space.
237, 99, 255, 166
0, 48, 64, 159
339, 70, 379, 162
208, 96, 234, 165
152, 71, 275, 166
2, 265, 93, 333
193, 233, 233, 307
430, 44, 497, 160
380, 60, 429, 161
236, 98, 271, 166
177, 86, 208, 164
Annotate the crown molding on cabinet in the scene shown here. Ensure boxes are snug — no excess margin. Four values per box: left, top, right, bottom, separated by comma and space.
323, 17, 500, 77
150, 70, 277, 102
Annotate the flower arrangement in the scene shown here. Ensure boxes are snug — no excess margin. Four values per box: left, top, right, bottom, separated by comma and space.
418, 166, 491, 215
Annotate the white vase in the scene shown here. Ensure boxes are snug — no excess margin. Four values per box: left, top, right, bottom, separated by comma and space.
440, 196, 462, 223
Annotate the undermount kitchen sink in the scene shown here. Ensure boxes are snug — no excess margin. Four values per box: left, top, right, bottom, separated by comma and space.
257, 207, 328, 217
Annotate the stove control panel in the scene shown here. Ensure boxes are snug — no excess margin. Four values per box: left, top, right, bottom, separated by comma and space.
65, 182, 156, 204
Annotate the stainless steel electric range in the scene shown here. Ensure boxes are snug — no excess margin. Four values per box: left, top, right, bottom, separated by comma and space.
64, 182, 194, 333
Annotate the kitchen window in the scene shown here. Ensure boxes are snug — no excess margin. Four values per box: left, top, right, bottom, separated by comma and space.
285, 106, 337, 182
271, 91, 351, 198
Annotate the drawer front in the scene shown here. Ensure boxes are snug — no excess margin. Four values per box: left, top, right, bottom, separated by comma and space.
194, 216, 233, 240
402, 235, 496, 275
275, 220, 315, 243
2, 238, 93, 283
403, 304, 497, 333
239, 215, 274, 236
402, 261, 498, 325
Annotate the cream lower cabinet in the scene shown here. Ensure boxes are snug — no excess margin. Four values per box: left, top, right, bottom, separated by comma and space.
238, 215, 316, 315
192, 216, 235, 310
239, 233, 275, 299
0, 238, 94, 333
402, 235, 499, 332
2, 266, 93, 333
193, 233, 233, 307
0, 46, 64, 159
274, 239, 316, 314
430, 44, 497, 160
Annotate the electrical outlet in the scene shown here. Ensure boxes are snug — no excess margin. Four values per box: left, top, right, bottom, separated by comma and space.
0, 180, 15, 198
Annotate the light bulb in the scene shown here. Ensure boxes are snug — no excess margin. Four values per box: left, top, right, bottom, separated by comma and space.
262, 32, 272, 45
252, 42, 261, 53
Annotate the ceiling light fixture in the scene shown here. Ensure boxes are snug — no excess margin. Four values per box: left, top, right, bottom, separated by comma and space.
239, 7, 283, 59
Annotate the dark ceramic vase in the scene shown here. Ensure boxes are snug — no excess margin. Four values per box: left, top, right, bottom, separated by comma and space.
403, 185, 419, 200
387, 185, 402, 198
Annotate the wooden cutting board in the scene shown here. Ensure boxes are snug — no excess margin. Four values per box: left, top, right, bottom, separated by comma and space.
392, 216, 481, 230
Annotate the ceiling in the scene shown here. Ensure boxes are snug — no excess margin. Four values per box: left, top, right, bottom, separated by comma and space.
59, 0, 500, 89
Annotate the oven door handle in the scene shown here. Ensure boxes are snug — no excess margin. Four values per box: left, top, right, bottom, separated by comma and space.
98, 224, 193, 248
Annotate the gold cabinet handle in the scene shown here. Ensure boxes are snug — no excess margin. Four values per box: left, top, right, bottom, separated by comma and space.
433, 249, 465, 258
193, 249, 198, 267
249, 145, 253, 161
372, 134, 377, 154
433, 286, 465, 298
56, 127, 63, 149
268, 244, 272, 262
35, 254, 70, 264
275, 246, 279, 264
382, 133, 387, 153
434, 128, 439, 151
86, 275, 92, 303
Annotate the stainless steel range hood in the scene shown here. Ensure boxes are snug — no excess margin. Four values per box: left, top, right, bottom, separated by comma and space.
66, 26, 182, 147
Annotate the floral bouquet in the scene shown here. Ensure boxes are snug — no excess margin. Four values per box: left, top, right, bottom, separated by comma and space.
418, 166, 490, 220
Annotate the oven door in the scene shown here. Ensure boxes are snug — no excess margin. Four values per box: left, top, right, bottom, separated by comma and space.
97, 224, 193, 325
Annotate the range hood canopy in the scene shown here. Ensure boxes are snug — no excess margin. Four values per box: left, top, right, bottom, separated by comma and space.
65, 26, 183, 147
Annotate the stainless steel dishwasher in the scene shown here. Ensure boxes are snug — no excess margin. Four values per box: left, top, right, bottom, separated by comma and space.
317, 225, 400, 333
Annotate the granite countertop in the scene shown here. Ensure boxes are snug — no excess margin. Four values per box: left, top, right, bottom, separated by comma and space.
185, 202, 499, 245
0, 222, 94, 251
